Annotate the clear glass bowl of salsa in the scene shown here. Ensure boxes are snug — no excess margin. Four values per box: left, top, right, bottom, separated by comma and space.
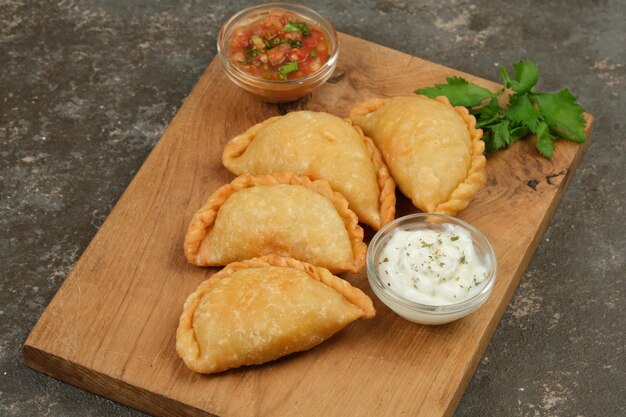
218, 3, 339, 103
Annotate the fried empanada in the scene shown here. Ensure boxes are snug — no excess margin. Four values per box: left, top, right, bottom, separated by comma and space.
350, 96, 486, 215
222, 111, 395, 230
176, 255, 375, 374
184, 173, 366, 273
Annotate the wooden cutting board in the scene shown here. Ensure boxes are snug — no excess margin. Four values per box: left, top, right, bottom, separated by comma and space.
23, 33, 593, 417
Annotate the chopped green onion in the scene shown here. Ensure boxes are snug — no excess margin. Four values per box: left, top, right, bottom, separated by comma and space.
266, 38, 302, 49
244, 49, 261, 62
270, 38, 284, 47
282, 21, 310, 36
310, 49, 316, 57
278, 61, 299, 80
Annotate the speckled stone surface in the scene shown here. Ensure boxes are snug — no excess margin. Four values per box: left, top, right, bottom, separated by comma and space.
1, 0, 624, 416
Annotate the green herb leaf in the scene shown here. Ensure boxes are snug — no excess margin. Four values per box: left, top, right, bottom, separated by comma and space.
535, 121, 556, 158
499, 66, 512, 88
507, 60, 539, 94
474, 97, 502, 120
534, 89, 586, 143
507, 93, 541, 129
278, 61, 299, 80
482, 130, 494, 153
509, 125, 532, 143
416, 76, 494, 107
282, 21, 310, 36
473, 97, 504, 128
491, 120, 511, 150
414, 59, 587, 158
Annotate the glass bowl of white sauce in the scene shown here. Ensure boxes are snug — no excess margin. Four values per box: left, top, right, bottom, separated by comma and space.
367, 213, 497, 325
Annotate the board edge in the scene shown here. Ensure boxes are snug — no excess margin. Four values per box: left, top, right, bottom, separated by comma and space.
22, 343, 214, 417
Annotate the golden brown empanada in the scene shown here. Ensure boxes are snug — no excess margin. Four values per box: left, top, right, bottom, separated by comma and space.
222, 111, 395, 230
184, 173, 366, 273
176, 255, 375, 374
350, 96, 486, 215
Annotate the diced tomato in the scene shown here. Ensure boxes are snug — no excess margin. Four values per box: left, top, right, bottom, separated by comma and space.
302, 29, 323, 48
251, 24, 265, 37
231, 28, 251, 48
284, 31, 302, 41
287, 47, 309, 63
267, 43, 291, 66
262, 27, 275, 40
262, 14, 283, 31
229, 12, 331, 81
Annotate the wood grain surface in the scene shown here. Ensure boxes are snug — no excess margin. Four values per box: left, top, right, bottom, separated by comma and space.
23, 33, 594, 417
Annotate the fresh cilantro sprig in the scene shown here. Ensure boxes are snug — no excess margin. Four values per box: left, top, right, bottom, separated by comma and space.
415, 60, 586, 158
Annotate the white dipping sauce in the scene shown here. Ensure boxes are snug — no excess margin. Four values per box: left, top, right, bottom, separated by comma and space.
377, 224, 489, 305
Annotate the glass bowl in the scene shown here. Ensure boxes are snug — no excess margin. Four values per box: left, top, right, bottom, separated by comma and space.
217, 3, 339, 103
367, 213, 497, 325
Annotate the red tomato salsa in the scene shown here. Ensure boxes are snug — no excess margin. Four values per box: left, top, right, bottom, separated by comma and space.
228, 12, 331, 81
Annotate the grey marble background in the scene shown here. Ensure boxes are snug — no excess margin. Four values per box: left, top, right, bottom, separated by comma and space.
1, 0, 624, 416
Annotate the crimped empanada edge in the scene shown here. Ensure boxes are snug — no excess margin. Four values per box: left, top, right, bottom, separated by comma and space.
349, 98, 404, 222
183, 172, 367, 273
431, 95, 487, 216
350, 95, 487, 216
347, 121, 396, 230
221, 115, 282, 174
175, 255, 375, 373
176, 277, 210, 373
223, 255, 375, 317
